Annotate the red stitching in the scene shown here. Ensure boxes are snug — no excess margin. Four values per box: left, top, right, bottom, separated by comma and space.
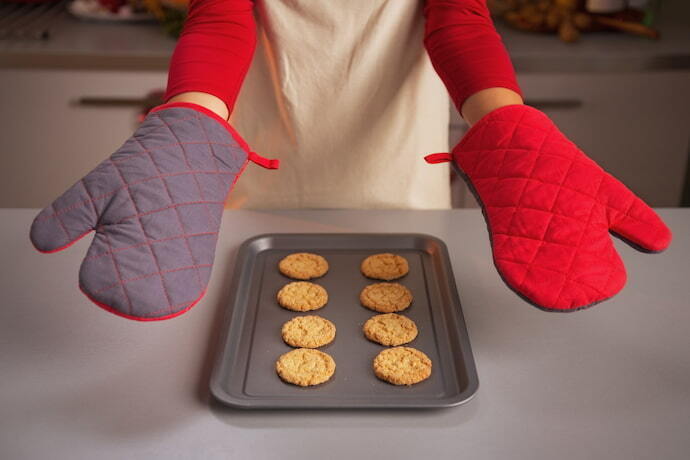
469, 144, 589, 165
475, 108, 529, 201
104, 201, 226, 227
606, 178, 639, 228
90, 264, 213, 295
153, 112, 217, 230
456, 106, 555, 153
84, 231, 219, 262
460, 116, 615, 307
480, 141, 611, 305
35, 170, 233, 223
458, 108, 651, 224
226, 159, 250, 201
598, 239, 622, 300
487, 204, 585, 226
501, 109, 544, 247
493, 232, 580, 250
194, 111, 235, 204
38, 178, 97, 254
150, 102, 253, 152
512, 122, 574, 289
496, 257, 610, 298
550, 173, 608, 306
80, 178, 99, 219
128, 114, 218, 140
33, 229, 93, 254
451, 107, 657, 308
146, 289, 207, 316
80, 285, 207, 322
49, 201, 72, 242
472, 168, 650, 226
137, 120, 204, 293
114, 140, 238, 165
481, 163, 622, 307
109, 158, 175, 314
102, 231, 135, 314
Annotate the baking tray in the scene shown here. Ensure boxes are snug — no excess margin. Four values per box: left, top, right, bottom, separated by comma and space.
209, 233, 478, 409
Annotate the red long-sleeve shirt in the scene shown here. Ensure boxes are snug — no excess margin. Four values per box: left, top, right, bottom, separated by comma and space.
165, 0, 522, 117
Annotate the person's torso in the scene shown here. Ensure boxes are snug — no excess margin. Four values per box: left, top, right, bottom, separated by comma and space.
228, 0, 451, 209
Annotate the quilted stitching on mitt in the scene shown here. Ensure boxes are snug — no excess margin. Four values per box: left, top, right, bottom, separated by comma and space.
30, 106, 250, 320
449, 105, 671, 311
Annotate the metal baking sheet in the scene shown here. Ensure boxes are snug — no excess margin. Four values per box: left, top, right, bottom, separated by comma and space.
210, 233, 478, 409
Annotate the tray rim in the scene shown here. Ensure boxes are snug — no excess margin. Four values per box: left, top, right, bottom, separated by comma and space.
209, 232, 479, 410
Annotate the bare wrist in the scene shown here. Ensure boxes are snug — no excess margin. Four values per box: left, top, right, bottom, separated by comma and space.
460, 87, 524, 126
167, 92, 230, 121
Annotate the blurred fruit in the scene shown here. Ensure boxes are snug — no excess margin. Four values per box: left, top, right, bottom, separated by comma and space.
558, 14, 580, 42
143, 0, 188, 37
573, 11, 594, 30
160, 0, 188, 10
554, 0, 577, 8
98, 0, 126, 13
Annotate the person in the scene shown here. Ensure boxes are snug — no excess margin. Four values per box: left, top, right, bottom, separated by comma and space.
29, 0, 671, 320
166, 0, 524, 209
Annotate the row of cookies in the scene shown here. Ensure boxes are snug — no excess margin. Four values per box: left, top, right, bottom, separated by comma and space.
359, 254, 432, 386
274, 253, 336, 387
273, 252, 432, 387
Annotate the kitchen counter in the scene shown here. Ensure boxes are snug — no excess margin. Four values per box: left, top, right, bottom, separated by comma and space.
1, 208, 689, 459
0, 2, 689, 72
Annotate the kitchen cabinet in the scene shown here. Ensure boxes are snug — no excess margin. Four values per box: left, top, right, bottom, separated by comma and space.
2, 70, 689, 209
1, 0, 688, 209
450, 72, 690, 208
0, 69, 167, 208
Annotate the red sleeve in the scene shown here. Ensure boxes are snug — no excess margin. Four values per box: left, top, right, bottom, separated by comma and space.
423, 0, 522, 114
164, 0, 256, 115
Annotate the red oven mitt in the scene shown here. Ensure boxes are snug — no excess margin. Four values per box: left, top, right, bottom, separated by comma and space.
425, 104, 671, 311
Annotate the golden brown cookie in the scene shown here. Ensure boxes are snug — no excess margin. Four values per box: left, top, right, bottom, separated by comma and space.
275, 348, 336, 387
281, 315, 336, 348
279, 252, 329, 280
359, 283, 413, 313
277, 281, 328, 312
363, 313, 418, 346
372, 346, 432, 386
360, 253, 409, 281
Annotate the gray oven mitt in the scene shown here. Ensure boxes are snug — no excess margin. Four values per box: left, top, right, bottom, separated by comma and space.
30, 102, 279, 321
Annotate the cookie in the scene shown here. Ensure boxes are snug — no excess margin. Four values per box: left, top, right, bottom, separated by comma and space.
277, 281, 328, 312
372, 346, 432, 386
359, 282, 412, 313
363, 313, 418, 346
281, 315, 336, 348
276, 348, 336, 387
360, 253, 409, 281
279, 252, 329, 280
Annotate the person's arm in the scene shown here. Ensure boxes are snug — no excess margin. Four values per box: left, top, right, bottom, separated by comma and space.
164, 0, 257, 120
461, 87, 523, 126
423, 0, 523, 126
422, 0, 671, 312
29, 0, 280, 321
168, 91, 230, 121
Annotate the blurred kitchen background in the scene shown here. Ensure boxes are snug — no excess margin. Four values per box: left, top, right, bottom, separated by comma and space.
0, 0, 688, 208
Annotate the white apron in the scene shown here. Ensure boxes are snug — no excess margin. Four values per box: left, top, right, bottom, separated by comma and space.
228, 0, 451, 209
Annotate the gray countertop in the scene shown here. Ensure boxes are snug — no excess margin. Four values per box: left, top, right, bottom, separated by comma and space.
1, 208, 689, 459
1, 2, 689, 72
